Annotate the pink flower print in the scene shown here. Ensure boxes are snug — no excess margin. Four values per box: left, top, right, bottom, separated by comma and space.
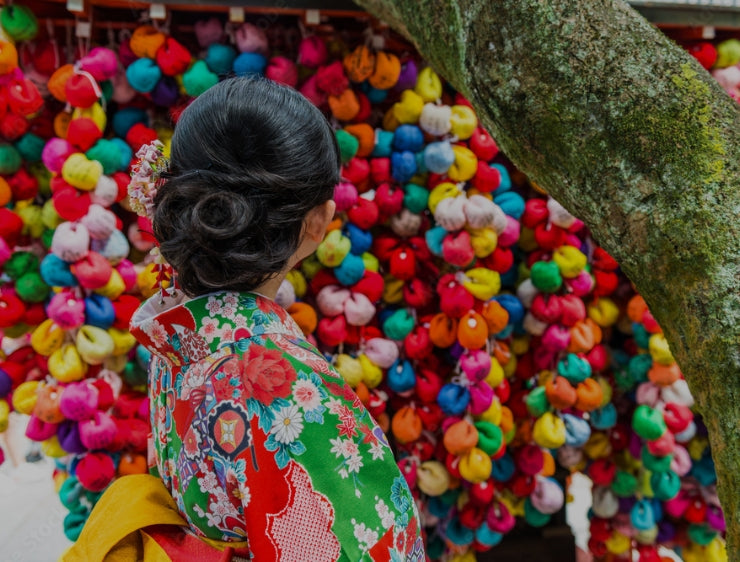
293, 379, 321, 411
148, 320, 168, 347
181, 362, 207, 400
198, 316, 220, 343
218, 326, 235, 342
205, 511, 223, 529
221, 305, 236, 319
206, 296, 223, 316
352, 521, 378, 549
183, 427, 202, 459
197, 470, 220, 495
223, 292, 239, 308
341, 439, 359, 458
328, 437, 357, 459
375, 499, 395, 529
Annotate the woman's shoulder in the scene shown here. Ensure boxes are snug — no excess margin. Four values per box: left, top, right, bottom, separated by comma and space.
152, 330, 424, 558
210, 332, 353, 409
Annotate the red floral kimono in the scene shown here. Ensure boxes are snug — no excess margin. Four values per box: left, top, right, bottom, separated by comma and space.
130, 290, 425, 561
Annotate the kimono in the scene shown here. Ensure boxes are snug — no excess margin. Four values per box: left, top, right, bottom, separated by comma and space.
129, 290, 425, 561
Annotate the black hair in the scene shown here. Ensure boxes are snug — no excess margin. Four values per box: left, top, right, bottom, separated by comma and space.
152, 77, 340, 297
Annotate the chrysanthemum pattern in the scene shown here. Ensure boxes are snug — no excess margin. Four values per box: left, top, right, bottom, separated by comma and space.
131, 291, 423, 560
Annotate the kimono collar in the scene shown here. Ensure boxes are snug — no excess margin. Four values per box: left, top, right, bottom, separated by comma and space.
130, 290, 305, 365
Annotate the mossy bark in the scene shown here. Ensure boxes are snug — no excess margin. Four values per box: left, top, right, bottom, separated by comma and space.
354, 0, 740, 556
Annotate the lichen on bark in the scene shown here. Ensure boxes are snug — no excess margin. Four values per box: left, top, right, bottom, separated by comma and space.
355, 0, 740, 557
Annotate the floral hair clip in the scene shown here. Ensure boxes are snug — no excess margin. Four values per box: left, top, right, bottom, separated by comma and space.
129, 140, 167, 220
128, 140, 176, 300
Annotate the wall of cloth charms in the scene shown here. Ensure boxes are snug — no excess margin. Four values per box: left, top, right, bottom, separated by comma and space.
0, 1, 736, 560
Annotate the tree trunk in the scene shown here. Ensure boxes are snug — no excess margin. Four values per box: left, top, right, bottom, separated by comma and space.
354, 0, 740, 556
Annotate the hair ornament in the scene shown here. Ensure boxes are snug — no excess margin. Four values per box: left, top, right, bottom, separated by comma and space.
128, 140, 175, 300
128, 140, 168, 222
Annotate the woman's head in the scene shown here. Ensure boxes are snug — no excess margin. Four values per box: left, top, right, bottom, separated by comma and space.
153, 77, 339, 296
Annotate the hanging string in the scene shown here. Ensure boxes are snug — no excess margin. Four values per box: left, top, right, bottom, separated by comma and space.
64, 20, 74, 64
72, 66, 106, 113
106, 22, 116, 49
224, 20, 237, 47
74, 14, 93, 59
45, 18, 61, 70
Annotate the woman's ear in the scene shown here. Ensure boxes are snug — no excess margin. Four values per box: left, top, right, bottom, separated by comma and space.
305, 199, 336, 242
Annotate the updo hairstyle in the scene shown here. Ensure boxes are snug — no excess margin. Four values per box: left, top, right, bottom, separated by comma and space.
152, 77, 340, 296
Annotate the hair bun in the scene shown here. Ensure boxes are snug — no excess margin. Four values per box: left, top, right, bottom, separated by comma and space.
190, 189, 254, 243
154, 170, 293, 295
152, 77, 340, 296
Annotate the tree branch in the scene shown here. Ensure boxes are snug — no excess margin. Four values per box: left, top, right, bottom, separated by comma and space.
356, 0, 740, 555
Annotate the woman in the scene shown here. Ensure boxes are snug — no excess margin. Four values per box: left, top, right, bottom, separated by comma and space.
124, 77, 423, 561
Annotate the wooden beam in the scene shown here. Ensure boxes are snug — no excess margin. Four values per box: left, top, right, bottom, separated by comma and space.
129, 0, 740, 29
5, 0, 740, 32
633, 5, 740, 29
